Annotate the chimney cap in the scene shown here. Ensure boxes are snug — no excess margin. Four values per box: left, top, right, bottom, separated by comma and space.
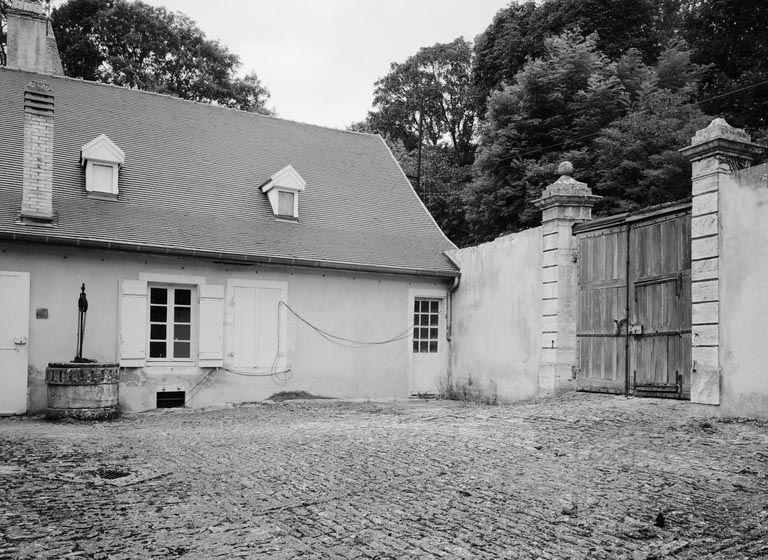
9, 0, 47, 16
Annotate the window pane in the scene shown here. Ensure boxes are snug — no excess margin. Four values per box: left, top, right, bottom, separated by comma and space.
149, 341, 166, 358
174, 289, 191, 305
430, 328, 438, 339
429, 341, 438, 353
419, 341, 428, 353
413, 341, 419, 352
174, 324, 191, 341
420, 300, 429, 312
174, 306, 191, 322
430, 301, 439, 313
420, 328, 428, 339
150, 324, 166, 340
150, 305, 167, 322
430, 314, 438, 326
150, 288, 167, 304
413, 301, 419, 313
92, 163, 113, 192
173, 341, 190, 359
278, 191, 295, 216
413, 313, 419, 326
413, 327, 419, 339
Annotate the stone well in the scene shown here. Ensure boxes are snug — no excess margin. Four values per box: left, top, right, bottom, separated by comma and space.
45, 362, 120, 420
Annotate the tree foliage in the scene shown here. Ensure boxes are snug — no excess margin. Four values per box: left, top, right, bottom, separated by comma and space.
472, 0, 680, 116
680, 0, 768, 138
49, 0, 272, 113
465, 32, 709, 242
366, 38, 477, 165
354, 38, 477, 244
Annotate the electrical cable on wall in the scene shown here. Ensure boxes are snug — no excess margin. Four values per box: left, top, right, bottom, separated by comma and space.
219, 300, 417, 385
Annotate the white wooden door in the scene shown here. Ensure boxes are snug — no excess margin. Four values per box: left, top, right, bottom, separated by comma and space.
0, 272, 30, 415
409, 293, 447, 394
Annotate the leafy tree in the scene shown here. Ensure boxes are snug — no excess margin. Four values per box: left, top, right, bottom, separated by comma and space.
393, 143, 472, 246
0, 1, 7, 68
357, 38, 478, 245
48, 0, 272, 113
466, 32, 709, 242
472, 0, 680, 115
681, 0, 768, 138
366, 38, 477, 164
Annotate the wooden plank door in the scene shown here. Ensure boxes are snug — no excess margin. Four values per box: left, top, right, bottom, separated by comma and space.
628, 212, 691, 397
576, 225, 627, 393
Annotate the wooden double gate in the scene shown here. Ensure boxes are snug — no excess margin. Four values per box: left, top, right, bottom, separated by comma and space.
573, 201, 691, 399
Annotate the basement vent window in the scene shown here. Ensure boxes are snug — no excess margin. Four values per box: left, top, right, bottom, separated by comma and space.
156, 391, 186, 408
260, 164, 306, 219
81, 134, 125, 198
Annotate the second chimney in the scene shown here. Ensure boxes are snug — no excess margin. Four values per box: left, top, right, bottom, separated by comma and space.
6, 0, 64, 75
20, 81, 55, 223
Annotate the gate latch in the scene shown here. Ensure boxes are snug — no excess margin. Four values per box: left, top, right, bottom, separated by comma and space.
628, 324, 643, 335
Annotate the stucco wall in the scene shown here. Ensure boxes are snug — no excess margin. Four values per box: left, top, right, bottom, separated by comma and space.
0, 242, 449, 413
447, 228, 542, 402
719, 162, 768, 418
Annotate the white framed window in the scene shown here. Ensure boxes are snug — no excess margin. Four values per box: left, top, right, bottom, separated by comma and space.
261, 164, 306, 219
91, 163, 114, 192
148, 285, 195, 360
277, 190, 295, 216
119, 277, 224, 368
413, 298, 440, 353
81, 134, 125, 197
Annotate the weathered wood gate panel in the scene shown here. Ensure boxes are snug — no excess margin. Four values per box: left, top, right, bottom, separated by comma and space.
575, 202, 691, 398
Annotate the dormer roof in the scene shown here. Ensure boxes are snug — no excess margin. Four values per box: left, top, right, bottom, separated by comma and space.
261, 164, 306, 193
80, 134, 125, 166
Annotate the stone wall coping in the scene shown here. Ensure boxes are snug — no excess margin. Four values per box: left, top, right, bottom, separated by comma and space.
679, 137, 764, 163
533, 193, 602, 211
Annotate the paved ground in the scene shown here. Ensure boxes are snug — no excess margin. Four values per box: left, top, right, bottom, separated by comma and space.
1, 393, 767, 559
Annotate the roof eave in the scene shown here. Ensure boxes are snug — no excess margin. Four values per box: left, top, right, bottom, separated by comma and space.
0, 230, 460, 280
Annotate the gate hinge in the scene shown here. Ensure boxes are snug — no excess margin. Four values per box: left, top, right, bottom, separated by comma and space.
571, 365, 580, 379
572, 247, 580, 264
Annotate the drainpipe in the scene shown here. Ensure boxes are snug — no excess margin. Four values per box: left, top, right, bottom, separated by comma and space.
443, 252, 461, 392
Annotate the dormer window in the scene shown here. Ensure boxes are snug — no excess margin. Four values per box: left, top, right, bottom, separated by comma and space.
81, 134, 125, 198
278, 191, 295, 216
261, 164, 306, 219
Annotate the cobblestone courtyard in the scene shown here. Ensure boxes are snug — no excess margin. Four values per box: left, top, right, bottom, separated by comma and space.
1, 393, 767, 559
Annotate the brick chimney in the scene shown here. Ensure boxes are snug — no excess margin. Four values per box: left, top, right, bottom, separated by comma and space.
20, 81, 55, 223
6, 0, 64, 75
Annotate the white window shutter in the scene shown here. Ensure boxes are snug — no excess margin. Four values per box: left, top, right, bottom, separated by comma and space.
198, 284, 225, 367
119, 279, 147, 367
255, 287, 282, 367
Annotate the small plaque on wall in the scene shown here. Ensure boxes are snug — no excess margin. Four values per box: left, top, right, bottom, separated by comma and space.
36, 308, 48, 319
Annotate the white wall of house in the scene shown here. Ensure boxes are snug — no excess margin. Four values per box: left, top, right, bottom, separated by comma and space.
447, 228, 543, 403
0, 241, 451, 412
719, 162, 768, 418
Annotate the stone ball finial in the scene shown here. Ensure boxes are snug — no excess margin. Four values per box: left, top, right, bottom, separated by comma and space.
557, 161, 574, 176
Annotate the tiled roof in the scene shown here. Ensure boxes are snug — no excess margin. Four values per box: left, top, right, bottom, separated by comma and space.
0, 69, 458, 277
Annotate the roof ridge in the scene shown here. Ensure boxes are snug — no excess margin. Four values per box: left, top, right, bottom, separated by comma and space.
0, 67, 377, 138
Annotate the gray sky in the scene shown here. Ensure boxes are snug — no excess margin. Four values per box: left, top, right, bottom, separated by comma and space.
132, 0, 510, 129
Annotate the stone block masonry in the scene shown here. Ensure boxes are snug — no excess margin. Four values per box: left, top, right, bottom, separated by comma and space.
533, 162, 600, 394
21, 80, 54, 222
680, 118, 764, 406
